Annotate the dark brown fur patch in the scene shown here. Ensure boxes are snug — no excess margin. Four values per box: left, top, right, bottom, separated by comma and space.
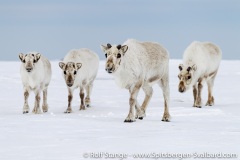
164, 100, 167, 111
107, 57, 113, 63
198, 78, 203, 83
135, 82, 142, 89
148, 76, 160, 83
24, 91, 29, 98
80, 92, 84, 104
68, 94, 72, 105
35, 94, 40, 102
179, 81, 184, 86
209, 71, 217, 77
64, 64, 68, 70
129, 98, 135, 106
67, 75, 73, 83
193, 86, 197, 102
198, 82, 203, 89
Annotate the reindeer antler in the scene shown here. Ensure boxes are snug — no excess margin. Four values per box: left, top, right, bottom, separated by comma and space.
107, 43, 112, 48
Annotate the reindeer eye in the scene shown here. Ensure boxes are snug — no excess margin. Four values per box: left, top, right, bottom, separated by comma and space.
32, 54, 34, 57
74, 71, 77, 75
105, 54, 107, 58
23, 60, 26, 63
117, 53, 121, 58
64, 71, 66, 75
187, 76, 191, 79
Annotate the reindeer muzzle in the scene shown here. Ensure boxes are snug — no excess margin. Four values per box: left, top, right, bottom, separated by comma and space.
178, 81, 186, 93
26, 67, 33, 72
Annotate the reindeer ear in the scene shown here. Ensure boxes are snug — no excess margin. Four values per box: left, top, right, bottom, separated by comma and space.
59, 62, 65, 70
179, 64, 183, 71
19, 53, 25, 63
192, 64, 197, 71
35, 53, 41, 62
100, 45, 108, 53
121, 45, 128, 54
76, 63, 82, 70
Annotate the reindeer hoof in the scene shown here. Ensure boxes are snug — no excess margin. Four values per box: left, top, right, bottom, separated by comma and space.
193, 105, 202, 108
64, 110, 71, 113
23, 111, 29, 114
124, 114, 136, 123
32, 109, 41, 114
206, 97, 214, 106
124, 119, 136, 123
162, 119, 170, 122
135, 109, 146, 120
86, 104, 91, 108
79, 105, 86, 110
135, 115, 145, 120
205, 102, 214, 106
42, 106, 48, 113
162, 118, 170, 122
162, 114, 171, 122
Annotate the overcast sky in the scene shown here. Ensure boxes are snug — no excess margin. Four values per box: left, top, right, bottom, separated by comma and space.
0, 0, 239, 60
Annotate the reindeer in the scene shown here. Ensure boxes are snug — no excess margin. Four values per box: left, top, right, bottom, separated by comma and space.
59, 49, 99, 113
101, 39, 170, 122
19, 52, 52, 114
178, 41, 222, 108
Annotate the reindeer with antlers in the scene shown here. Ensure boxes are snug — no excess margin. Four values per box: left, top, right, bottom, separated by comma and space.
101, 39, 170, 122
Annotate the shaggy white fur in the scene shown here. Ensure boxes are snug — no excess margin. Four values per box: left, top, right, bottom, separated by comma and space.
19, 52, 52, 114
101, 39, 170, 122
178, 41, 222, 108
59, 48, 99, 113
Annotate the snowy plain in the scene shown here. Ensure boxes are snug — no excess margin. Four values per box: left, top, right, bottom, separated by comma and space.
0, 60, 239, 160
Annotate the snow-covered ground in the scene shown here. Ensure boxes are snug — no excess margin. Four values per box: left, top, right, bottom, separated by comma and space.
0, 60, 239, 160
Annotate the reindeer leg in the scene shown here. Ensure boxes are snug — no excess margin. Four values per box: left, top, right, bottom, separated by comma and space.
65, 88, 73, 113
85, 82, 93, 108
23, 88, 30, 114
159, 78, 170, 122
193, 84, 198, 107
195, 80, 203, 108
80, 87, 85, 110
206, 73, 217, 106
42, 88, 48, 113
124, 82, 141, 123
136, 84, 153, 120
32, 89, 41, 114
135, 101, 142, 119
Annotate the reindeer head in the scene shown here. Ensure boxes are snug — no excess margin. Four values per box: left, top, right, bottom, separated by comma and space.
59, 62, 82, 87
178, 64, 197, 93
19, 53, 41, 73
100, 43, 128, 74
